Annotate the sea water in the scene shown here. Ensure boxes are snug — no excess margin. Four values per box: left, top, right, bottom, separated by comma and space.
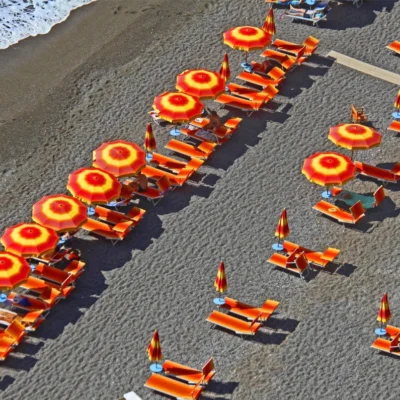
0, 0, 96, 50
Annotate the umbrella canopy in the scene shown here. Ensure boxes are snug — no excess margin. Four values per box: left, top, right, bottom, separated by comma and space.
302, 152, 355, 187
32, 194, 87, 232
0, 251, 31, 290
67, 167, 121, 205
1, 223, 59, 257
93, 140, 146, 178
219, 52, 231, 83
328, 124, 381, 152
144, 123, 156, 153
147, 330, 162, 362
176, 69, 225, 100
395, 89, 400, 109
152, 91, 204, 124
214, 261, 227, 294
377, 293, 391, 324
223, 26, 271, 62
275, 209, 289, 239
262, 8, 276, 36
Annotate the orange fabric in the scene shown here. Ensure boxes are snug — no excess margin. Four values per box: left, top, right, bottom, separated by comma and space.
64, 260, 85, 276
387, 41, 400, 54
228, 83, 271, 102
262, 8, 276, 35
165, 139, 210, 160
33, 263, 76, 288
267, 66, 286, 81
373, 186, 385, 207
303, 36, 320, 55
386, 325, 400, 338
237, 71, 280, 88
3, 319, 26, 344
395, 89, 400, 109
313, 200, 364, 224
0, 335, 16, 360
215, 93, 264, 114
355, 161, 400, 183
206, 310, 262, 335
388, 121, 400, 134
261, 49, 296, 70
221, 296, 278, 321
272, 38, 306, 56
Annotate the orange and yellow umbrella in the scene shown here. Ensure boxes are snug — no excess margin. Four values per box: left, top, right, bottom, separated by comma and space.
147, 330, 163, 371
1, 223, 59, 257
377, 293, 391, 324
275, 209, 290, 239
67, 167, 121, 205
0, 251, 31, 290
214, 261, 227, 294
395, 89, 400, 109
93, 140, 145, 178
302, 151, 355, 187
176, 69, 225, 100
219, 52, 231, 83
328, 124, 381, 158
153, 91, 204, 124
144, 123, 156, 153
262, 8, 276, 36
223, 26, 271, 63
32, 194, 87, 233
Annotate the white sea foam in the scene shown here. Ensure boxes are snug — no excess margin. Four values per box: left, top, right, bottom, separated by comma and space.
0, 0, 96, 50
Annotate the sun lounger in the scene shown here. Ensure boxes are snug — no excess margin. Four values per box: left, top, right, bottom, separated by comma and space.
1, 320, 26, 345
0, 335, 16, 360
387, 41, 400, 55
32, 247, 77, 266
179, 127, 219, 144
19, 276, 72, 302
145, 374, 203, 400
94, 205, 146, 227
220, 297, 280, 321
125, 175, 172, 205
188, 117, 242, 142
313, 200, 365, 225
331, 185, 385, 209
7, 292, 52, 313
150, 152, 204, 174
351, 104, 368, 124
63, 259, 85, 276
268, 251, 310, 278
282, 240, 340, 270
141, 164, 196, 187
284, 8, 328, 27
0, 307, 45, 332
33, 263, 77, 288
227, 83, 275, 103
371, 331, 400, 356
165, 139, 215, 160
388, 121, 400, 136
82, 218, 133, 244
355, 161, 400, 184
272, 37, 314, 57
215, 93, 266, 116
163, 358, 215, 385
260, 49, 297, 70
237, 71, 282, 89
206, 310, 262, 335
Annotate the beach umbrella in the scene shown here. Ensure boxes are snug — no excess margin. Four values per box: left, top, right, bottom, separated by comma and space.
32, 194, 87, 233
376, 293, 391, 336
393, 89, 400, 119
302, 151, 355, 198
223, 26, 271, 66
147, 330, 163, 372
213, 261, 227, 305
262, 8, 276, 36
93, 140, 146, 178
67, 167, 121, 215
153, 91, 204, 136
144, 123, 156, 162
272, 209, 289, 251
176, 69, 225, 100
328, 124, 382, 160
1, 223, 59, 258
219, 52, 231, 86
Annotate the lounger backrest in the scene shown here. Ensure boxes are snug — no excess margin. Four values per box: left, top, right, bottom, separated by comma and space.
250, 313, 262, 328
157, 175, 172, 194
373, 186, 385, 207
295, 253, 309, 272
286, 250, 297, 265
296, 46, 306, 60
5, 320, 25, 340
390, 332, 400, 349
262, 85, 279, 99
350, 201, 365, 220
190, 381, 203, 399
202, 358, 215, 377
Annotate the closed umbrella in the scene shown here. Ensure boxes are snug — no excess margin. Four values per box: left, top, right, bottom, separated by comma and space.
147, 330, 163, 372
393, 89, 400, 119
219, 52, 231, 88
262, 8, 276, 36
214, 261, 227, 305
376, 293, 391, 336
144, 123, 156, 161
272, 209, 289, 251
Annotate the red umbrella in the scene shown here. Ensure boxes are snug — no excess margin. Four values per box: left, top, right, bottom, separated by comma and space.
0, 251, 31, 290
214, 261, 227, 305
376, 293, 391, 336
262, 8, 276, 36
147, 330, 163, 372
272, 209, 289, 251
219, 52, 231, 83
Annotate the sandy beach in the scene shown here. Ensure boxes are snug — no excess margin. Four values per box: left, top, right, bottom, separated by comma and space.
1, 0, 400, 399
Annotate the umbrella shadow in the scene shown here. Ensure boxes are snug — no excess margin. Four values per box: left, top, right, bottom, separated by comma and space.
0, 375, 15, 391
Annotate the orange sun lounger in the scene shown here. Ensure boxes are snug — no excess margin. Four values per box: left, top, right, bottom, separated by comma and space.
150, 152, 204, 173
387, 41, 400, 55
220, 297, 280, 321
1, 319, 26, 345
19, 276, 72, 302
355, 161, 400, 184
140, 164, 195, 187
331, 185, 385, 209
351, 104, 368, 124
388, 121, 400, 136
144, 374, 203, 400
165, 139, 215, 160
237, 70, 282, 88
33, 263, 77, 288
371, 332, 400, 356
189, 117, 243, 142
215, 93, 266, 117
94, 205, 146, 227
260, 49, 297, 70
82, 218, 133, 245
163, 358, 215, 385
273, 36, 319, 57
0, 335, 17, 361
206, 310, 262, 335
227, 83, 276, 103
0, 308, 45, 332
268, 251, 310, 278
313, 200, 365, 224
124, 175, 172, 205
63, 259, 85, 277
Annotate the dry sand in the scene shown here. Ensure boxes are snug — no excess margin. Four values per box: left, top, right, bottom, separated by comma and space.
1, 0, 400, 399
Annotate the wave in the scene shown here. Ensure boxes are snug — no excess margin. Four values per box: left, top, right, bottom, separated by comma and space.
0, 0, 96, 50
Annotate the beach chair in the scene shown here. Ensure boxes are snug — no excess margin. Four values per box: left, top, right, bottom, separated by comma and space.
82, 218, 133, 245
387, 41, 400, 55
313, 200, 365, 225
151, 152, 204, 173
94, 205, 146, 227
237, 71, 282, 88
7, 292, 52, 313
0, 335, 16, 361
331, 185, 385, 209
282, 240, 340, 270
63, 259, 85, 277
260, 49, 297, 70
388, 121, 400, 136
165, 139, 215, 160
189, 117, 242, 142
272, 37, 313, 57
144, 374, 203, 399
214, 93, 266, 117
206, 310, 262, 336
355, 161, 400, 185
371, 332, 400, 356
33, 263, 77, 288
141, 164, 196, 187
350, 104, 368, 124
1, 320, 26, 345
227, 83, 276, 103
284, 7, 328, 27
19, 276, 72, 302
163, 357, 215, 386
268, 251, 310, 279
303, 36, 320, 56
124, 175, 172, 205
220, 297, 280, 321
0, 307, 45, 332
32, 246, 77, 266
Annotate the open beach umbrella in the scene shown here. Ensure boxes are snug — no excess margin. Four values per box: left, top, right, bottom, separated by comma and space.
302, 151, 355, 198
272, 209, 289, 251
67, 167, 121, 215
394, 89, 400, 119
214, 261, 227, 305
147, 330, 163, 372
93, 140, 146, 178
32, 194, 87, 233
328, 124, 382, 160
144, 123, 156, 161
152, 91, 204, 136
376, 293, 391, 336
1, 223, 59, 258
176, 69, 225, 100
223, 26, 271, 65
262, 8, 276, 36
219, 52, 231, 85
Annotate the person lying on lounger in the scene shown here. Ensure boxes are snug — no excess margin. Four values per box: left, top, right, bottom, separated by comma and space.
204, 111, 222, 131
